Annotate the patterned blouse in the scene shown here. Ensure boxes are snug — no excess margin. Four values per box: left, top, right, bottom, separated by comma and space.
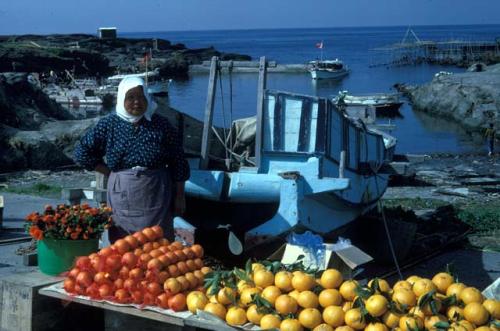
74, 114, 190, 182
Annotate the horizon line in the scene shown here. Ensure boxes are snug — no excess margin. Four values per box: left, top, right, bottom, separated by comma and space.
2, 23, 500, 37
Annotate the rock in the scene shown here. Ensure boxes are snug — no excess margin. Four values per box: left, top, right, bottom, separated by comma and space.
0, 34, 250, 79
401, 64, 500, 134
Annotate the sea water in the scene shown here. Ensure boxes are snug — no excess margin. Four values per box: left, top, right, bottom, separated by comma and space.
124, 25, 500, 154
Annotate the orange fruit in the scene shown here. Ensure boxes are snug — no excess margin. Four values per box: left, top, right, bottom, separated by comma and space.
342, 301, 353, 312
289, 289, 301, 301
275, 271, 294, 292
339, 280, 359, 302
281, 318, 304, 331
335, 327, 354, 331
432, 272, 454, 294
398, 316, 423, 331
253, 269, 274, 288
275, 294, 298, 315
261, 285, 282, 306
392, 288, 417, 308
225, 306, 247, 326
292, 272, 316, 292
460, 287, 484, 304
446, 306, 464, 321
463, 302, 489, 326
217, 287, 236, 305
406, 275, 421, 285
298, 308, 323, 329
260, 314, 281, 329
365, 294, 388, 317
424, 314, 447, 331
297, 290, 319, 309
314, 324, 335, 331
368, 278, 391, 293
393, 280, 412, 292
382, 311, 401, 329
322, 305, 345, 327
320, 269, 343, 289
365, 322, 388, 331
240, 287, 261, 307
483, 299, 500, 319
246, 304, 265, 325
446, 282, 466, 298
204, 302, 226, 320
344, 308, 366, 330
419, 296, 442, 316
186, 291, 208, 313
412, 278, 437, 297
319, 289, 343, 308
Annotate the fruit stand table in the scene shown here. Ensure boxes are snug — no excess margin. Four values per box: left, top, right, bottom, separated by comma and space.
38, 283, 243, 331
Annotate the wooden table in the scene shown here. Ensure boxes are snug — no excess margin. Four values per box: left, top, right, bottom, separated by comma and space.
39, 285, 241, 331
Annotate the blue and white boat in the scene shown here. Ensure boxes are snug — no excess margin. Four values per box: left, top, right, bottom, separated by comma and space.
177, 57, 396, 258
309, 59, 350, 80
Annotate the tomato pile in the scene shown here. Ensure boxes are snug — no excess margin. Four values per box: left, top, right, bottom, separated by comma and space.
189, 261, 500, 331
63, 225, 211, 311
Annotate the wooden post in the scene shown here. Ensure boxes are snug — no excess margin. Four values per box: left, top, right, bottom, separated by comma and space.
255, 56, 267, 171
339, 150, 346, 178
200, 56, 218, 170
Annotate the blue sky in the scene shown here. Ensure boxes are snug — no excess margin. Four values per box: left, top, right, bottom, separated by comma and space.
1, 0, 499, 34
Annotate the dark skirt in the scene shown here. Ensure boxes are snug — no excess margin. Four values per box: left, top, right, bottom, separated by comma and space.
107, 168, 173, 243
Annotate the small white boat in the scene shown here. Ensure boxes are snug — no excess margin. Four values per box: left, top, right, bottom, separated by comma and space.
100, 69, 172, 96
309, 59, 350, 80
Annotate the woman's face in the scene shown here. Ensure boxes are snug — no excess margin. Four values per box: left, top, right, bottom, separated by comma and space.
124, 86, 148, 116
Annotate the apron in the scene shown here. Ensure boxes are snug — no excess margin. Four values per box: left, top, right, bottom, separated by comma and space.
107, 168, 173, 243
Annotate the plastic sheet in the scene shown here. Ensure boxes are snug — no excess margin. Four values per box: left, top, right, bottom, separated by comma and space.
287, 231, 325, 267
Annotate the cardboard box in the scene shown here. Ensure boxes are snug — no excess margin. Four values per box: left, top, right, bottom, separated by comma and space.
268, 242, 373, 278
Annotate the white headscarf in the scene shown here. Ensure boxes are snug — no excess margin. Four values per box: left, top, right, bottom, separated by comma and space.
116, 76, 157, 123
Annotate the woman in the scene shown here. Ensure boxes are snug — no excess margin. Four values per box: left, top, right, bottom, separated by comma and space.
74, 76, 190, 242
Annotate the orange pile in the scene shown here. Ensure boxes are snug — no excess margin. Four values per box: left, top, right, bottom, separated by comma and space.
192, 262, 500, 331
62, 225, 211, 311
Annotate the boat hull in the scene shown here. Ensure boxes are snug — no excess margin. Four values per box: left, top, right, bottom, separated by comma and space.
310, 69, 349, 80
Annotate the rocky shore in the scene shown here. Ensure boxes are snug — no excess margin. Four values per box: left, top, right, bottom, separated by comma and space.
0, 34, 251, 78
397, 63, 500, 135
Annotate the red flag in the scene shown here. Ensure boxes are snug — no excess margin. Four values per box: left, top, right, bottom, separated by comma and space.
315, 41, 324, 49
141, 52, 152, 64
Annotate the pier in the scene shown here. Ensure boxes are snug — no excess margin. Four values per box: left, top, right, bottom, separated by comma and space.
189, 60, 308, 73
370, 28, 500, 67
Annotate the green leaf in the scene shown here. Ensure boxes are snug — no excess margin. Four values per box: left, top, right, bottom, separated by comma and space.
441, 294, 457, 307
233, 267, 252, 283
434, 321, 450, 329
354, 284, 373, 300
245, 259, 252, 274
430, 300, 438, 315
370, 278, 381, 293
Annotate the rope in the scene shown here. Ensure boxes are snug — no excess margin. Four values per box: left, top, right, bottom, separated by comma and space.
378, 199, 403, 280
211, 126, 255, 166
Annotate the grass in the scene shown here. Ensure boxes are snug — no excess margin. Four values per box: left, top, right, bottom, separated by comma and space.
383, 198, 500, 251
0, 183, 62, 198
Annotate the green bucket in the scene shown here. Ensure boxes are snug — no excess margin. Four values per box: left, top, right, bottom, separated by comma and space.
37, 238, 99, 276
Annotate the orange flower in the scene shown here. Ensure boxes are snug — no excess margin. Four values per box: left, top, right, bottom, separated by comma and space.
66, 227, 73, 234
44, 204, 53, 212
81, 203, 90, 210
89, 208, 99, 216
70, 232, 79, 240
25, 212, 38, 222
29, 226, 44, 240
83, 233, 89, 240
42, 215, 54, 223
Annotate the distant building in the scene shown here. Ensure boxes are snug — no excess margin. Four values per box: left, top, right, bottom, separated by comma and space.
98, 27, 117, 39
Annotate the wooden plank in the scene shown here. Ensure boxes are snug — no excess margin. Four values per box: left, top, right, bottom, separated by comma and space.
39, 288, 185, 326
200, 56, 219, 170
298, 98, 312, 152
255, 56, 267, 170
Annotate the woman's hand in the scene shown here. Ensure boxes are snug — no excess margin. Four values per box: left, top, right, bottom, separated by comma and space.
173, 193, 186, 216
